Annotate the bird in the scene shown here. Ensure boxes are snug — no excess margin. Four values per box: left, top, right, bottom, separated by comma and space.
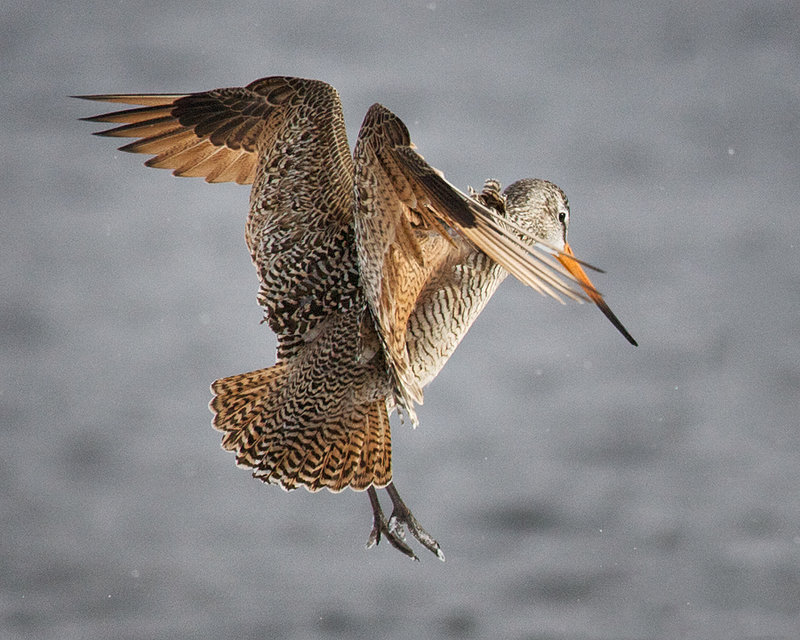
78, 75, 636, 561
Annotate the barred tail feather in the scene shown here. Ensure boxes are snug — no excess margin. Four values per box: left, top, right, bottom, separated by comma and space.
210, 365, 286, 459
210, 366, 392, 493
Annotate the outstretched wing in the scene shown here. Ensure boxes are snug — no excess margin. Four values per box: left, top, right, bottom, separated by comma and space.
353, 104, 594, 419
77, 77, 313, 184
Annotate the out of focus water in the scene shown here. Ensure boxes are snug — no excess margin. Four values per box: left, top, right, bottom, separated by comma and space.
3, 1, 799, 638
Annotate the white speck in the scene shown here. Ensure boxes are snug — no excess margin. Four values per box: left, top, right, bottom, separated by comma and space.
674, 386, 679, 391
427, 2, 437, 9
727, 147, 735, 155
131, 569, 140, 579
534, 368, 543, 376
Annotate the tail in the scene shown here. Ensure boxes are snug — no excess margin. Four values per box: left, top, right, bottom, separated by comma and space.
209, 364, 392, 492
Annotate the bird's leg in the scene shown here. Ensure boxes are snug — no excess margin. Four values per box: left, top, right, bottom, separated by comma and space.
385, 482, 445, 562
366, 486, 418, 561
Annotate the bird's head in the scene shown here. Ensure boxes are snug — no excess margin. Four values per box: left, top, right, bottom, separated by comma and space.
504, 178, 571, 252
503, 178, 637, 346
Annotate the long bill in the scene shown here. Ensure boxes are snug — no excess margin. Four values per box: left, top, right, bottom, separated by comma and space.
558, 243, 638, 346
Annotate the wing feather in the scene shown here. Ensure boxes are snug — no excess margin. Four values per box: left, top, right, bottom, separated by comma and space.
75, 78, 306, 184
77, 94, 186, 107
353, 105, 466, 421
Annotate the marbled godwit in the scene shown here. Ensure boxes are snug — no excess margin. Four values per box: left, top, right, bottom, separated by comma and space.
78, 76, 636, 561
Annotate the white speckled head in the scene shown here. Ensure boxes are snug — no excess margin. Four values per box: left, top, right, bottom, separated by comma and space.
503, 178, 570, 252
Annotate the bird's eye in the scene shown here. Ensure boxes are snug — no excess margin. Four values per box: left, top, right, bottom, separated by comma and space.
558, 211, 567, 224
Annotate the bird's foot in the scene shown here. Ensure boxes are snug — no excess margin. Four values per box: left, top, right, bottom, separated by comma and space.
386, 482, 445, 562
366, 487, 418, 560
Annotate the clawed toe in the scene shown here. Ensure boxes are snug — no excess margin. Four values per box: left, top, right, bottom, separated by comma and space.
366, 483, 445, 562
388, 509, 445, 562
367, 510, 418, 561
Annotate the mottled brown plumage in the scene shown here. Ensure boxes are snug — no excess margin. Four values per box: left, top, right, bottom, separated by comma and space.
78, 75, 635, 561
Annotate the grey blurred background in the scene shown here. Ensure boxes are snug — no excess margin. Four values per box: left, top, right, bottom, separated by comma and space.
3, 1, 799, 638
